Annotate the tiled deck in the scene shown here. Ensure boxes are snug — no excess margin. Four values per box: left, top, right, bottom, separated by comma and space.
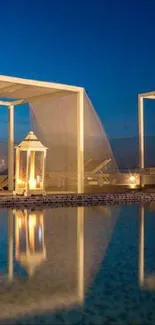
0, 192, 154, 208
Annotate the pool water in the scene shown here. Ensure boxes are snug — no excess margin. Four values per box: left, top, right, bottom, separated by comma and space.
0, 205, 155, 324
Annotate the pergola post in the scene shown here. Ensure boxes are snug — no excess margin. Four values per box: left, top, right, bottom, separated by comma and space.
42, 152, 46, 192
139, 205, 144, 286
8, 104, 14, 191
138, 95, 144, 187
77, 89, 84, 193
15, 148, 19, 193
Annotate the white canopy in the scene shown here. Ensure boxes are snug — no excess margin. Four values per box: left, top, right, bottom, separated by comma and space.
0, 75, 82, 106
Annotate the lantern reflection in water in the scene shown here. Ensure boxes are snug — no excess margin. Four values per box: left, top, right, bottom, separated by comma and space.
14, 209, 46, 276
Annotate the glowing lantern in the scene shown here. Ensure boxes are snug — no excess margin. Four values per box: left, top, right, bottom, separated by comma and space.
15, 209, 46, 276
129, 174, 137, 189
15, 131, 47, 195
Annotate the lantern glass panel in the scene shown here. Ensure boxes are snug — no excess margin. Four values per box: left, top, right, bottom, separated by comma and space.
35, 151, 44, 188
19, 151, 27, 188
28, 151, 44, 190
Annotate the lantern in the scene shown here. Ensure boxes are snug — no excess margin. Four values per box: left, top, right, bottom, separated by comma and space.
15, 131, 47, 195
15, 209, 46, 276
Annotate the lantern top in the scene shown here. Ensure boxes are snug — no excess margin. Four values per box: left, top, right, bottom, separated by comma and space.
16, 131, 47, 150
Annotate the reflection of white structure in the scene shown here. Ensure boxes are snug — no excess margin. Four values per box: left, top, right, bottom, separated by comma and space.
0, 205, 118, 320
139, 205, 144, 286
8, 210, 14, 281
15, 131, 47, 195
15, 209, 46, 276
7, 209, 47, 280
77, 207, 84, 302
139, 205, 155, 290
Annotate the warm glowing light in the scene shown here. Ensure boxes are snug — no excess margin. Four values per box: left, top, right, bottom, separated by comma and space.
17, 179, 22, 184
29, 178, 36, 189
129, 175, 136, 183
36, 175, 41, 183
29, 215, 36, 228
18, 218, 22, 228
15, 209, 46, 276
17, 178, 25, 186
129, 174, 137, 188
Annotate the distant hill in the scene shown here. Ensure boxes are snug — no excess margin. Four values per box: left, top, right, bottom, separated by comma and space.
110, 136, 155, 169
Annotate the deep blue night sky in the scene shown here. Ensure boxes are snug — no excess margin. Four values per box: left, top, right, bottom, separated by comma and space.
0, 0, 155, 139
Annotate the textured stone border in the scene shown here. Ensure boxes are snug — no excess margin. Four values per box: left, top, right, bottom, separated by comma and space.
0, 192, 154, 208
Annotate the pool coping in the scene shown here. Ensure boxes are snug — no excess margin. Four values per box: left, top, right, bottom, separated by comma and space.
0, 192, 154, 208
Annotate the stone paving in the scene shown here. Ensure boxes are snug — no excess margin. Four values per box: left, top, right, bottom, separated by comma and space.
0, 191, 155, 208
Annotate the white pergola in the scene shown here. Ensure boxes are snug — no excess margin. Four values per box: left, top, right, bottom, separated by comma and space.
138, 90, 155, 187
0, 75, 84, 193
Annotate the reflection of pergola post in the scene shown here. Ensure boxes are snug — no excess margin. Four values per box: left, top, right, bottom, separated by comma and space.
8, 210, 14, 281
77, 90, 84, 193
138, 95, 144, 188
8, 105, 14, 191
77, 207, 84, 302
139, 205, 144, 286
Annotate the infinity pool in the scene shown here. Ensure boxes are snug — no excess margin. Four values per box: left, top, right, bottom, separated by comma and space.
0, 205, 155, 324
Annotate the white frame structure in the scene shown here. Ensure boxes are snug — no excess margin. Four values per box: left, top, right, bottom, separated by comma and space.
0, 75, 85, 193
138, 90, 155, 187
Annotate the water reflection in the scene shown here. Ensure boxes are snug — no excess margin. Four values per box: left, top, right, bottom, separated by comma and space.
139, 205, 155, 291
139, 205, 144, 287
0, 205, 118, 320
15, 209, 46, 277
